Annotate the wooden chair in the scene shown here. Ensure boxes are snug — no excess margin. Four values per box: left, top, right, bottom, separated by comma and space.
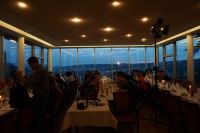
181, 100, 200, 133
113, 91, 139, 133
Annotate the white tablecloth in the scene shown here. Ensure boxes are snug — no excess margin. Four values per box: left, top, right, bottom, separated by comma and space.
158, 83, 200, 106
60, 100, 118, 132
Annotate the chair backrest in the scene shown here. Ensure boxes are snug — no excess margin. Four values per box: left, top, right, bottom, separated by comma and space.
161, 90, 170, 105
113, 91, 130, 113
181, 100, 200, 130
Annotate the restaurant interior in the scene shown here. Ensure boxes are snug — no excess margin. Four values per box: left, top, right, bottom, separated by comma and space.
0, 0, 200, 133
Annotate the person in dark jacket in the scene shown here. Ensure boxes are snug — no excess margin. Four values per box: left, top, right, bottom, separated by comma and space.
25, 56, 49, 133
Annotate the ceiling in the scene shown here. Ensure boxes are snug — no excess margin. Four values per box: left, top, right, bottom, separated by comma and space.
0, 0, 200, 47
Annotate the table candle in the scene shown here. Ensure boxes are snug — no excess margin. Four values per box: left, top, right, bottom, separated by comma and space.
189, 85, 192, 89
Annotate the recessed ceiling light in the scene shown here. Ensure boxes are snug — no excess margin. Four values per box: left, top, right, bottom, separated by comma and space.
103, 39, 108, 42
81, 34, 87, 38
17, 1, 28, 9
125, 33, 132, 38
70, 17, 82, 23
64, 39, 69, 43
112, 1, 122, 7
103, 27, 114, 32
141, 38, 147, 42
141, 17, 149, 23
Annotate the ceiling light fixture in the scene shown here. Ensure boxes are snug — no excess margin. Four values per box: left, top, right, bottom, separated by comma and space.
70, 17, 82, 23
103, 27, 114, 32
64, 39, 69, 43
81, 34, 87, 38
141, 38, 147, 42
103, 39, 108, 42
125, 33, 132, 38
141, 17, 149, 23
112, 1, 122, 7
17, 1, 28, 9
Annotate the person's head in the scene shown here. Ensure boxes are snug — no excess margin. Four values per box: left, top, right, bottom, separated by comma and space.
5, 78, 14, 89
27, 56, 39, 70
0, 78, 6, 89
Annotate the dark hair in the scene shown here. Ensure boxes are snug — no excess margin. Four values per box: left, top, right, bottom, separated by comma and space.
27, 56, 38, 64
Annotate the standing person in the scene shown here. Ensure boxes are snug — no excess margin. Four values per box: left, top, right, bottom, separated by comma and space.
25, 56, 49, 133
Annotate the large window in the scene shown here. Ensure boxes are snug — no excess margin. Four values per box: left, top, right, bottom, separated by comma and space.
95, 48, 112, 76
158, 46, 163, 70
61, 48, 77, 75
44, 48, 48, 70
194, 34, 200, 83
112, 48, 129, 73
165, 44, 173, 78
146, 47, 154, 69
34, 46, 41, 64
24, 44, 32, 76
129, 48, 145, 71
176, 38, 187, 80
78, 48, 94, 80
52, 48, 60, 74
3, 39, 18, 78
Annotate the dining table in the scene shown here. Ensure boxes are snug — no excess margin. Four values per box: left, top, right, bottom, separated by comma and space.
60, 99, 118, 132
158, 82, 200, 106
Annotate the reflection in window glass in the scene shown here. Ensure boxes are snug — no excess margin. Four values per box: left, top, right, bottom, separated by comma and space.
34, 46, 41, 64
166, 57, 173, 78
44, 48, 48, 70
61, 48, 77, 75
129, 48, 145, 72
158, 47, 163, 70
78, 48, 94, 80
193, 34, 200, 83
176, 38, 187, 80
3, 39, 18, 78
24, 44, 32, 76
165, 44, 173, 78
95, 48, 112, 76
112, 48, 128, 73
52, 49, 60, 74
146, 47, 154, 69
166, 44, 173, 55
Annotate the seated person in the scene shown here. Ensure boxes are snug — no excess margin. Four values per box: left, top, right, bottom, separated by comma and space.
157, 70, 171, 82
0, 78, 6, 94
80, 72, 99, 100
115, 72, 139, 109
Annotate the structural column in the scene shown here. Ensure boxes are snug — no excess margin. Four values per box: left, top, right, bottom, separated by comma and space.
48, 48, 52, 72
18, 37, 25, 75
155, 46, 159, 67
145, 47, 147, 69
0, 35, 4, 78
41, 47, 44, 65
128, 47, 131, 75
173, 42, 177, 79
187, 34, 194, 82
32, 45, 35, 56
